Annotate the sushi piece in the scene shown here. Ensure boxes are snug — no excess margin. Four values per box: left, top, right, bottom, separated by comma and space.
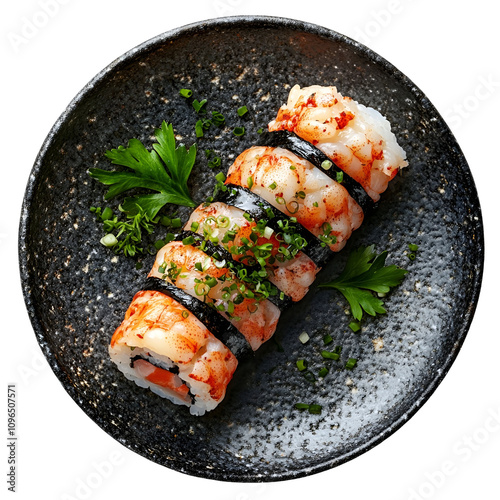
257, 129, 374, 214
184, 200, 320, 302
149, 235, 282, 350
142, 276, 252, 359
269, 84, 408, 201
225, 146, 364, 253
109, 288, 238, 415
215, 183, 329, 266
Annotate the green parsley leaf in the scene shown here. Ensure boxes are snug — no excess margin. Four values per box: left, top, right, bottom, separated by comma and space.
88, 121, 197, 218
318, 245, 408, 320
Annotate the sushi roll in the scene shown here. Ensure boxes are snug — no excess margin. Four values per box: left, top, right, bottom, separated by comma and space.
108, 83, 408, 415
269, 84, 408, 201
109, 288, 238, 415
149, 235, 282, 351
184, 200, 320, 302
225, 146, 364, 253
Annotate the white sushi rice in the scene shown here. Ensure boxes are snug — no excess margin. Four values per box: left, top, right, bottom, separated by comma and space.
109, 344, 219, 416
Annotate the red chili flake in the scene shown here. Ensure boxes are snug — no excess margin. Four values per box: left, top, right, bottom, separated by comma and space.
335, 111, 355, 129
306, 93, 317, 106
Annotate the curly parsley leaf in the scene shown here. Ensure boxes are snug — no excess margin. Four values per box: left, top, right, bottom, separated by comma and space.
318, 245, 408, 321
88, 121, 197, 218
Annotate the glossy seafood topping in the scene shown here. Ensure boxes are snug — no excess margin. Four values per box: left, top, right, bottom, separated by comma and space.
226, 146, 363, 252
185, 201, 320, 301
269, 84, 408, 201
110, 290, 237, 403
149, 241, 281, 350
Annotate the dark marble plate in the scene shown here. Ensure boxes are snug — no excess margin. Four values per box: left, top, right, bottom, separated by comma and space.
19, 16, 483, 481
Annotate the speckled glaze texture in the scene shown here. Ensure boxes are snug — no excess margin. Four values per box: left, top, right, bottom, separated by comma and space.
19, 16, 483, 481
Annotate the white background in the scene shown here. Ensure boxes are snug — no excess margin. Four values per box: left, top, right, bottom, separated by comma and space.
2, 1, 499, 499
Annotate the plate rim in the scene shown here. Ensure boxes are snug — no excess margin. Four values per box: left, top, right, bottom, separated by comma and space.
18, 15, 485, 482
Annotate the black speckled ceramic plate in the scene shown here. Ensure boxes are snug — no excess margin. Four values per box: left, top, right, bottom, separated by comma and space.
19, 16, 483, 481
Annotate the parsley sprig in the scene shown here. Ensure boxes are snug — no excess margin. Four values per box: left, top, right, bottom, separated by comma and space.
89, 121, 197, 218
318, 245, 408, 320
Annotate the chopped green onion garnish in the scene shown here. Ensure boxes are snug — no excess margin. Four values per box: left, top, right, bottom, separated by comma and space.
195, 120, 204, 137
318, 367, 329, 378
408, 253, 416, 261
336, 171, 344, 183
298, 332, 310, 344
190, 221, 200, 232
216, 215, 229, 228
296, 359, 308, 372
192, 99, 207, 113
349, 321, 361, 333
308, 404, 322, 414
160, 216, 172, 226
194, 282, 210, 296
181, 310, 189, 318
322, 222, 332, 234
321, 160, 333, 170
205, 277, 218, 288
257, 128, 264, 134
179, 88, 193, 98
211, 111, 225, 126
289, 165, 296, 170
208, 156, 222, 168
182, 235, 195, 245
275, 196, 285, 205
321, 350, 340, 361
100, 234, 118, 248
345, 358, 358, 370
287, 200, 299, 214
237, 105, 248, 116
158, 263, 166, 274
154, 239, 165, 250
263, 226, 274, 239
233, 126, 245, 136
171, 218, 182, 228
408, 243, 419, 252
294, 403, 310, 410
268, 182, 277, 190
247, 176, 254, 189
215, 172, 226, 183
296, 190, 306, 199
313, 201, 319, 207
164, 233, 175, 244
